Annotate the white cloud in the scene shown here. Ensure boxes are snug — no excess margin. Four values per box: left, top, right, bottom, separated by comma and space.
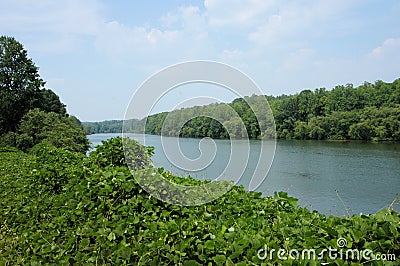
204, 0, 277, 28
94, 5, 211, 63
0, 0, 102, 54
263, 37, 400, 94
0, 0, 101, 34
248, 0, 362, 46
221, 49, 243, 59
94, 21, 180, 57
369, 38, 400, 58
159, 12, 179, 28
362, 38, 400, 81
2, 0, 398, 120
278, 48, 315, 72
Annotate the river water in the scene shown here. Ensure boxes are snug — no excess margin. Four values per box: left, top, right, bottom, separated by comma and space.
88, 133, 400, 216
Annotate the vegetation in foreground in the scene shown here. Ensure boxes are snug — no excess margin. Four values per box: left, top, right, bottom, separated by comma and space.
1, 137, 399, 265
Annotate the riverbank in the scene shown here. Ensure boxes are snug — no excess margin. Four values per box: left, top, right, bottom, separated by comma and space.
88, 133, 400, 216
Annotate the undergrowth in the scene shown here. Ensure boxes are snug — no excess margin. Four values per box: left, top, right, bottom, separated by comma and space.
0, 140, 399, 265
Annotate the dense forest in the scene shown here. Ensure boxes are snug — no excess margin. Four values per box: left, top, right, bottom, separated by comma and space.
82, 120, 124, 134
271, 80, 400, 140
89, 79, 400, 141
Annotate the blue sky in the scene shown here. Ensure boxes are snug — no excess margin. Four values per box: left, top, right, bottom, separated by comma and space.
1, 0, 399, 121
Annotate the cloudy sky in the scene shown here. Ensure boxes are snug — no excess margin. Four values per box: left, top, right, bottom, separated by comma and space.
1, 0, 399, 121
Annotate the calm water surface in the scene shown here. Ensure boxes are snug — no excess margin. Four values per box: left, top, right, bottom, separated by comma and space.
88, 133, 400, 216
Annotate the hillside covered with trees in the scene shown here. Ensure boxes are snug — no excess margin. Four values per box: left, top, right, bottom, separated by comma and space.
270, 80, 400, 140
91, 79, 400, 141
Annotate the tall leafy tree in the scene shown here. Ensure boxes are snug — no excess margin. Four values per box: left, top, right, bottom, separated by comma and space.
36, 88, 66, 114
0, 36, 65, 135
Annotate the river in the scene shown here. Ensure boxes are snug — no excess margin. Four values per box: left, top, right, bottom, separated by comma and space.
88, 133, 400, 216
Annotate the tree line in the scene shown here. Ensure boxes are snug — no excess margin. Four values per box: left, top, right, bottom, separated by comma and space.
0, 36, 89, 152
271, 80, 400, 140
93, 78, 400, 141
82, 120, 124, 134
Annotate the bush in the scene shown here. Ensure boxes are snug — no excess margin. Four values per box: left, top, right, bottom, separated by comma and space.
1, 149, 399, 265
309, 125, 326, 140
30, 141, 86, 193
0, 131, 17, 147
88, 136, 153, 170
16, 133, 33, 151
17, 108, 90, 153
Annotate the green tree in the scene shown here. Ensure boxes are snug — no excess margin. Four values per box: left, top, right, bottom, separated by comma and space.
88, 136, 153, 170
0, 36, 43, 134
223, 118, 247, 138
0, 36, 66, 135
107, 79, 400, 141
308, 125, 326, 140
293, 121, 310, 139
349, 122, 373, 140
18, 108, 90, 153
36, 88, 66, 114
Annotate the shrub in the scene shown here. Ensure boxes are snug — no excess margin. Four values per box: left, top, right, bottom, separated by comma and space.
0, 131, 17, 147
30, 141, 86, 193
17, 108, 90, 153
16, 133, 33, 151
88, 136, 153, 170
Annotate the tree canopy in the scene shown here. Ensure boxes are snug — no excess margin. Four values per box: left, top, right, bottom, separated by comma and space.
271, 80, 400, 140
0, 36, 66, 135
0, 36, 87, 152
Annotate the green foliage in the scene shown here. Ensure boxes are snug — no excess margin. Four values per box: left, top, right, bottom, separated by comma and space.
29, 141, 86, 193
349, 122, 373, 140
88, 136, 153, 170
293, 121, 310, 140
145, 112, 169, 135
140, 96, 271, 140
0, 35, 80, 154
272, 80, 400, 140
116, 79, 400, 141
15, 132, 33, 151
0, 36, 66, 135
180, 116, 228, 139
0, 146, 399, 265
16, 108, 90, 153
0, 131, 18, 147
82, 120, 124, 134
37, 88, 66, 114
